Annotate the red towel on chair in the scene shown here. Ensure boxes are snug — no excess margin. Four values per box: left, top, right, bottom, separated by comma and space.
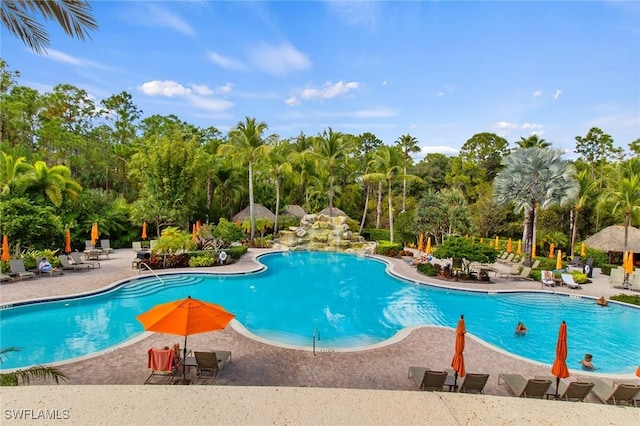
148, 348, 174, 371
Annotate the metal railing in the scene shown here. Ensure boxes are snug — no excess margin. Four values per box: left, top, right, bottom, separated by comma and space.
139, 262, 165, 285
312, 327, 320, 356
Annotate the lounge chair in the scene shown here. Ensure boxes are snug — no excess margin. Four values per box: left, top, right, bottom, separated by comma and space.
189, 351, 232, 385
408, 367, 450, 391
499, 264, 521, 278
567, 256, 582, 269
531, 259, 541, 269
132, 241, 142, 252
9, 259, 36, 280
0, 273, 14, 283
561, 273, 582, 289
58, 255, 92, 272
535, 376, 594, 402
99, 239, 111, 258
498, 373, 552, 399
629, 272, 640, 291
591, 378, 640, 407
513, 266, 533, 281
541, 270, 555, 287
498, 253, 515, 265
609, 267, 625, 288
458, 373, 490, 394
70, 252, 100, 269
85, 240, 94, 250
144, 347, 177, 384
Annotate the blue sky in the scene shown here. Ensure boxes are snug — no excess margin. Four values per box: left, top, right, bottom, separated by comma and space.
2, 1, 639, 158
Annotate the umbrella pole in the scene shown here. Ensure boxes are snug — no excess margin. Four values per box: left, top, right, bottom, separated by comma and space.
555, 376, 560, 400
182, 335, 188, 381
454, 371, 458, 391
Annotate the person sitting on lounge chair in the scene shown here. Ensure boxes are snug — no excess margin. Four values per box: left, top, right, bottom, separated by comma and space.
579, 353, 596, 370
515, 321, 528, 336
596, 296, 608, 307
38, 257, 56, 273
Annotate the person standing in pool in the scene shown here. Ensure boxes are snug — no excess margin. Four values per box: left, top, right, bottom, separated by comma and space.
579, 353, 596, 370
515, 322, 528, 336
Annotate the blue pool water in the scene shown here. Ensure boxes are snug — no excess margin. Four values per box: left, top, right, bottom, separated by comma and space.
1, 252, 639, 373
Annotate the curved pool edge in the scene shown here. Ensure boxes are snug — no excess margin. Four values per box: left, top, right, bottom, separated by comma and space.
2, 250, 638, 378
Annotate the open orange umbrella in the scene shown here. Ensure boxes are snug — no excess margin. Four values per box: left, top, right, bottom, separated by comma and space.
136, 296, 235, 383
451, 314, 466, 390
64, 230, 71, 254
549, 243, 555, 258
551, 321, 570, 399
517, 240, 522, 255
141, 222, 147, 240
417, 234, 424, 252
507, 238, 513, 253
556, 250, 563, 270
1, 234, 9, 261
580, 242, 586, 257
425, 237, 432, 255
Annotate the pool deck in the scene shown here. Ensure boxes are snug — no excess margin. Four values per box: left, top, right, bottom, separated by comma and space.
1, 248, 638, 425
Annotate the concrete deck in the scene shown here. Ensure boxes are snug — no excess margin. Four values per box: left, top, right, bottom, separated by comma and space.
1, 248, 638, 425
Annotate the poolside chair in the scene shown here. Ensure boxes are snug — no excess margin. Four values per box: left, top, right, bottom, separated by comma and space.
608, 267, 625, 288
132, 241, 142, 252
0, 273, 14, 283
591, 378, 640, 407
99, 239, 111, 258
567, 256, 582, 269
85, 240, 94, 250
499, 264, 521, 278
531, 259, 541, 269
498, 373, 552, 399
561, 273, 582, 289
534, 375, 594, 402
408, 367, 450, 392
9, 259, 36, 280
498, 253, 515, 265
70, 252, 100, 269
58, 255, 92, 272
541, 270, 555, 287
189, 351, 232, 385
458, 373, 490, 394
629, 272, 640, 291
513, 266, 533, 281
144, 347, 177, 384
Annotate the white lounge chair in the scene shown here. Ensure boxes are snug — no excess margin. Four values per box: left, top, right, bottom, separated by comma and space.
561, 273, 582, 289
541, 270, 555, 287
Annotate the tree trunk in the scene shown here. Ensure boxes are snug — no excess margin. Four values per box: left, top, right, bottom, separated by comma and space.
248, 161, 255, 242
388, 180, 394, 243
359, 183, 370, 234
376, 181, 382, 229
274, 176, 280, 237
570, 207, 579, 258
328, 170, 334, 217
402, 166, 407, 212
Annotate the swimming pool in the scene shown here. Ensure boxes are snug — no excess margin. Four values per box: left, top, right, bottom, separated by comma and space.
1, 252, 638, 373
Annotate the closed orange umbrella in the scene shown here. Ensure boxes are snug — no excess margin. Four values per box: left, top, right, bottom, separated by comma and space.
549, 243, 555, 258
90, 222, 99, 247
64, 230, 71, 254
480, 238, 484, 244
196, 220, 201, 232
136, 296, 235, 383
556, 249, 563, 270
624, 250, 634, 275
495, 236, 500, 250
1, 234, 9, 261
532, 243, 537, 259
417, 234, 424, 252
636, 365, 640, 377
142, 222, 148, 240
517, 240, 522, 255
451, 314, 466, 390
580, 242, 586, 257
507, 238, 513, 253
425, 237, 432, 255
192, 223, 197, 241
551, 321, 570, 399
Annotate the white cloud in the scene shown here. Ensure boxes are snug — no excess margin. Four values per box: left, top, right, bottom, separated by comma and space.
533, 90, 542, 97
522, 123, 544, 131
247, 42, 311, 76
192, 84, 213, 96
495, 121, 519, 131
554, 89, 563, 100
207, 52, 246, 71
285, 96, 300, 106
218, 83, 234, 93
420, 146, 459, 156
189, 96, 233, 112
139, 80, 192, 97
326, 1, 379, 30
382, 80, 388, 85
148, 5, 195, 37
301, 81, 359, 100
435, 91, 445, 97
45, 49, 109, 70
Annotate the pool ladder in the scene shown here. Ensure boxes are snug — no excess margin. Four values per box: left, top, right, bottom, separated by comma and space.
312, 327, 320, 356
139, 262, 165, 285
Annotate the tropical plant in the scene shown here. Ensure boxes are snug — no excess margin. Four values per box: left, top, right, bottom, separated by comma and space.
0, 151, 32, 195
218, 117, 271, 243
395, 133, 421, 212
312, 127, 350, 217
152, 227, 195, 254
515, 134, 551, 149
432, 236, 499, 276
0, 347, 67, 386
493, 148, 579, 267
0, 0, 98, 54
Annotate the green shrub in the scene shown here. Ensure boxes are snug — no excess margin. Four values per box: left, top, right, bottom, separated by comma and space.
213, 218, 245, 243
225, 245, 248, 259
610, 294, 640, 306
188, 255, 217, 267
417, 262, 437, 276
571, 272, 588, 284
376, 240, 403, 256
600, 264, 615, 275
368, 229, 391, 242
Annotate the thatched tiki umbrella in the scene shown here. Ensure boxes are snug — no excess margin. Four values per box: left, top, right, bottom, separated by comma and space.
584, 225, 640, 262
233, 204, 276, 237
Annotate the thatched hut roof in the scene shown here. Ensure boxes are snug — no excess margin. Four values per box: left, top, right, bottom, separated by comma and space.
318, 207, 348, 218
282, 204, 306, 218
232, 204, 275, 222
584, 225, 640, 252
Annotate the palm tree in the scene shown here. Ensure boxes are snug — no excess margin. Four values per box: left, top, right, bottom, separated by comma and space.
312, 128, 348, 216
267, 138, 293, 236
290, 150, 319, 212
0, 347, 67, 386
601, 158, 640, 275
218, 117, 271, 242
395, 134, 421, 212
0, 0, 98, 54
515, 135, 551, 149
570, 169, 596, 257
23, 161, 82, 207
493, 148, 579, 266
